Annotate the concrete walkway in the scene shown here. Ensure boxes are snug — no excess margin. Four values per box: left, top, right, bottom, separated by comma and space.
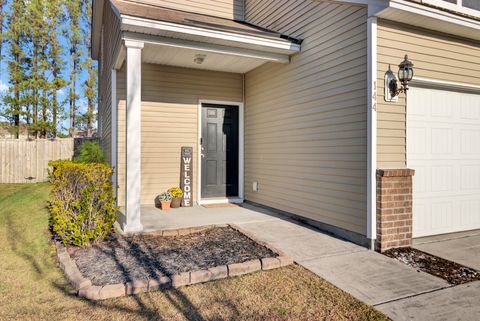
414, 233, 480, 270
376, 281, 480, 321
137, 204, 478, 320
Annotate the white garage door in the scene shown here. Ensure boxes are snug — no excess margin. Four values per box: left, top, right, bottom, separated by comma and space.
408, 86, 480, 237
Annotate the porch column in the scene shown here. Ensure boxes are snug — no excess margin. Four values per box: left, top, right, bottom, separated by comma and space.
124, 40, 144, 232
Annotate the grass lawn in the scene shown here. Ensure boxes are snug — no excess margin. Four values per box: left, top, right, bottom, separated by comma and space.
0, 183, 390, 321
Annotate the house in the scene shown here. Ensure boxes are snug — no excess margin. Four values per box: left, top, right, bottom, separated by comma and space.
92, 0, 480, 252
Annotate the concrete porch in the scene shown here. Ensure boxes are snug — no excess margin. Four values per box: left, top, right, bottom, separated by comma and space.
120, 203, 285, 233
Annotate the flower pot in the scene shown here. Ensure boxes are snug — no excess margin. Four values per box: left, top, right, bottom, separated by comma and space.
170, 197, 183, 208
160, 200, 171, 210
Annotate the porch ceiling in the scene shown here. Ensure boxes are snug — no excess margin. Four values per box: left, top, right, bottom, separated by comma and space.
141, 42, 266, 73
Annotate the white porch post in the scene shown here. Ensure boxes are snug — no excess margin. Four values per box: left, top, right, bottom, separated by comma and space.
111, 69, 117, 197
367, 15, 378, 249
124, 40, 144, 232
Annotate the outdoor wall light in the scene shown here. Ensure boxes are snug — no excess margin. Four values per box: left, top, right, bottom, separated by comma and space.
194, 54, 206, 65
384, 54, 414, 102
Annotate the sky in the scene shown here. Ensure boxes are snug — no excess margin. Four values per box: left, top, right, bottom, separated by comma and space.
0, 0, 97, 135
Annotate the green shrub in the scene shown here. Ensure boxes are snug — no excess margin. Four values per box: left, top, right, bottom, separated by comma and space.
74, 141, 106, 164
48, 160, 118, 246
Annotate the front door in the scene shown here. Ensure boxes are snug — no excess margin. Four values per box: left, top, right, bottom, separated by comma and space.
201, 103, 239, 198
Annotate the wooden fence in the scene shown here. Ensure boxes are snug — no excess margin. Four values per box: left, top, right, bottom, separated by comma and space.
0, 138, 74, 183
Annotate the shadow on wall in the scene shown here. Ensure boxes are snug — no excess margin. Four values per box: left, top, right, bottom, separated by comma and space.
234, 0, 245, 21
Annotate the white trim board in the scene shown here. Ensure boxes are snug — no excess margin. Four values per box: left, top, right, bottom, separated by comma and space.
197, 100, 245, 205
122, 32, 291, 64
422, 0, 480, 20
111, 69, 117, 198
121, 15, 301, 54
411, 77, 480, 94
367, 16, 378, 247
375, 0, 480, 42
388, 0, 480, 28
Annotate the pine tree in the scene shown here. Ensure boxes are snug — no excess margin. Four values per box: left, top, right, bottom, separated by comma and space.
0, 0, 5, 62
67, 0, 82, 137
25, 0, 51, 138
4, 0, 27, 139
46, 0, 66, 138
84, 0, 97, 137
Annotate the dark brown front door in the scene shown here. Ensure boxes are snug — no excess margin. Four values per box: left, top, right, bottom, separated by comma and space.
201, 103, 239, 198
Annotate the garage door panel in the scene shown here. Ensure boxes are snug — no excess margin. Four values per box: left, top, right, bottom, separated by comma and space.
431, 128, 453, 154
461, 129, 480, 154
408, 87, 480, 237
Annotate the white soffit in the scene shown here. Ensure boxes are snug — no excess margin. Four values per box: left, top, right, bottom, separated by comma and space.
374, 0, 480, 41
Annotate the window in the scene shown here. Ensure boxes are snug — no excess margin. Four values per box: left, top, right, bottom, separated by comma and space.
423, 0, 480, 17
463, 0, 480, 10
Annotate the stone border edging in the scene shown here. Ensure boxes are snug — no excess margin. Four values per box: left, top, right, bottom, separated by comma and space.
54, 224, 294, 301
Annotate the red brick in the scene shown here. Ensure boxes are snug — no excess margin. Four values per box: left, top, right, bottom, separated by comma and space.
376, 168, 414, 252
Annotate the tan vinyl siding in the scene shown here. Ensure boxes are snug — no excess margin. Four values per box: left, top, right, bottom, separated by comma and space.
244, 0, 368, 235
98, 2, 122, 165
116, 64, 243, 206
377, 20, 480, 168
125, 0, 244, 20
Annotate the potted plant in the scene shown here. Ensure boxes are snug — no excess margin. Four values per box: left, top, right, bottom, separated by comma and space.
168, 187, 184, 208
155, 192, 172, 210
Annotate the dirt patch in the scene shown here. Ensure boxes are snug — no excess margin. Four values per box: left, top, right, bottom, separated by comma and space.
71, 226, 276, 286
384, 247, 480, 285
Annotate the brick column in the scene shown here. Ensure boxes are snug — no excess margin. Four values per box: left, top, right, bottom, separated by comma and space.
376, 169, 415, 252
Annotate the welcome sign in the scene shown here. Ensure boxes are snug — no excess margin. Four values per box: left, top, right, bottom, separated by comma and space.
180, 147, 193, 207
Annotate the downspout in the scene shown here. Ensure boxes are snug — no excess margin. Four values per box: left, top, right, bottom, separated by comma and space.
367, 14, 378, 250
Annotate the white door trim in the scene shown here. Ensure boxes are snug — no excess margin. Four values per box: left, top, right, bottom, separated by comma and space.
197, 100, 244, 205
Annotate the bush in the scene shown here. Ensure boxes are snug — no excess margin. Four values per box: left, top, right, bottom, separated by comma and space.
74, 141, 106, 164
48, 160, 118, 246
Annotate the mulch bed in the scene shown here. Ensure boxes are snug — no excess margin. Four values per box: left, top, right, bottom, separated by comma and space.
70, 226, 276, 286
384, 247, 480, 285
